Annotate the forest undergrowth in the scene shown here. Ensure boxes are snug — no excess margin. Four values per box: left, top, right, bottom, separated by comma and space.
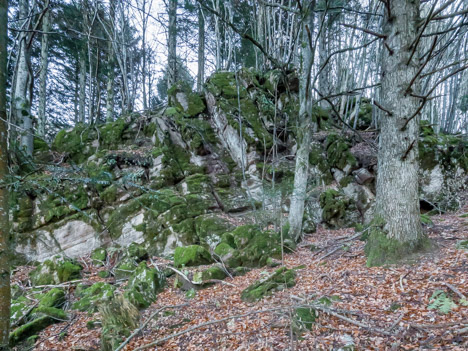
13, 195, 468, 351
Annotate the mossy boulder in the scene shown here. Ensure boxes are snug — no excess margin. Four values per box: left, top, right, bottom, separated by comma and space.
124, 262, 166, 309
192, 265, 227, 284
195, 214, 233, 249
319, 189, 357, 228
206, 71, 247, 98
98, 117, 127, 149
114, 257, 138, 279
72, 282, 116, 312
168, 81, 206, 117
52, 124, 93, 163
325, 134, 357, 171
29, 256, 83, 286
174, 245, 213, 267
10, 288, 67, 346
177, 174, 211, 194
126, 242, 149, 261
241, 267, 296, 302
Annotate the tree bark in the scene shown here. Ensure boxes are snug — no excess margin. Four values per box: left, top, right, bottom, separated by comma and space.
366, 0, 425, 266
0, 0, 10, 346
288, 1, 317, 242
167, 0, 177, 98
15, 0, 33, 155
79, 40, 87, 123
38, 1, 51, 137
197, 4, 205, 92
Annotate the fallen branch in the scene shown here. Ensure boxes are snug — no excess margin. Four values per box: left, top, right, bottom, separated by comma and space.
444, 282, 466, 300
133, 307, 285, 350
115, 303, 188, 351
167, 266, 237, 288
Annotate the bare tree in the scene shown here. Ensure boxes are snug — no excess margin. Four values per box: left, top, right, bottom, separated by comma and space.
38, 0, 51, 137
167, 0, 177, 96
0, 0, 10, 346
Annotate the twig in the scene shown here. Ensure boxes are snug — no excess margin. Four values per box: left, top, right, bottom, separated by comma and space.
25, 279, 87, 289
445, 282, 466, 300
133, 307, 285, 350
387, 313, 404, 332
115, 303, 188, 351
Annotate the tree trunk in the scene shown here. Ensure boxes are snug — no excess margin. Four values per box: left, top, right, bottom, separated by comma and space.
366, 0, 426, 267
288, 1, 316, 242
197, 4, 205, 92
0, 0, 10, 346
15, 0, 33, 155
38, 1, 50, 137
79, 43, 87, 123
106, 38, 115, 122
167, 0, 177, 97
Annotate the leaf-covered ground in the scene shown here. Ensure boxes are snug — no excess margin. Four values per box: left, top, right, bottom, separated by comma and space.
15, 197, 467, 350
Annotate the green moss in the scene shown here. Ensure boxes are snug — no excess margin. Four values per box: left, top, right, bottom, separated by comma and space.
38, 288, 65, 308
72, 282, 116, 312
98, 270, 111, 278
179, 174, 211, 194
241, 267, 296, 302
206, 72, 247, 98
99, 117, 127, 149
32, 307, 68, 320
193, 265, 227, 284
364, 217, 431, 267
174, 245, 213, 267
124, 262, 166, 309
33, 137, 49, 152
52, 124, 92, 163
292, 307, 317, 332
168, 81, 206, 117
319, 189, 348, 223
325, 134, 357, 170
195, 214, 233, 248
10, 316, 57, 346
91, 248, 107, 266
30, 257, 83, 285
143, 122, 158, 137
114, 257, 138, 279
100, 185, 117, 204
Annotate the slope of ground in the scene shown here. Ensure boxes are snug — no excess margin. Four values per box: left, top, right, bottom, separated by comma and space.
13, 195, 468, 351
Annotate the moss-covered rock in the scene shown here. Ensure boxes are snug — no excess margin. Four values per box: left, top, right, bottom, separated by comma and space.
325, 134, 357, 171
124, 262, 166, 309
10, 316, 57, 346
98, 117, 127, 149
168, 81, 206, 117
206, 71, 247, 98
126, 242, 149, 261
364, 217, 431, 267
177, 174, 211, 194
52, 124, 93, 163
174, 245, 213, 267
114, 257, 138, 279
319, 189, 357, 228
292, 307, 317, 333
241, 267, 296, 302
192, 265, 227, 284
38, 288, 66, 308
195, 214, 233, 249
29, 257, 83, 286
72, 282, 116, 312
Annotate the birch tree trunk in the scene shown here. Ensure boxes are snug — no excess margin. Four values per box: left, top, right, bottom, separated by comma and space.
0, 0, 10, 346
197, 4, 205, 92
288, 1, 317, 242
167, 0, 177, 98
366, 0, 426, 267
15, 0, 33, 155
38, 1, 50, 137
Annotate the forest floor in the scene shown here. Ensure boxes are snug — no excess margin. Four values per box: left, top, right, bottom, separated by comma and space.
17, 196, 467, 351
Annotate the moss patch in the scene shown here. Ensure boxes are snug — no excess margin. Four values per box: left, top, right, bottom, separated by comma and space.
241, 267, 296, 302
124, 262, 166, 309
72, 282, 116, 312
174, 245, 213, 267
29, 257, 83, 286
364, 217, 431, 267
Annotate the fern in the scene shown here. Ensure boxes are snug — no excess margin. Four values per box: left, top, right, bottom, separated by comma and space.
428, 290, 457, 314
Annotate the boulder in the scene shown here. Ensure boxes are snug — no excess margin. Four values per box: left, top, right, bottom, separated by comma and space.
124, 262, 166, 308
174, 245, 213, 267
29, 256, 83, 286
72, 282, 116, 312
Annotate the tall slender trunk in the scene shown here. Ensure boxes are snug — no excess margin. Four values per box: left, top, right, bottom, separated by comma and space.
38, 1, 50, 137
366, 0, 425, 267
167, 0, 177, 98
15, 0, 33, 155
288, 1, 316, 242
106, 38, 115, 122
0, 0, 10, 346
197, 4, 205, 92
318, 13, 330, 107
79, 44, 87, 123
